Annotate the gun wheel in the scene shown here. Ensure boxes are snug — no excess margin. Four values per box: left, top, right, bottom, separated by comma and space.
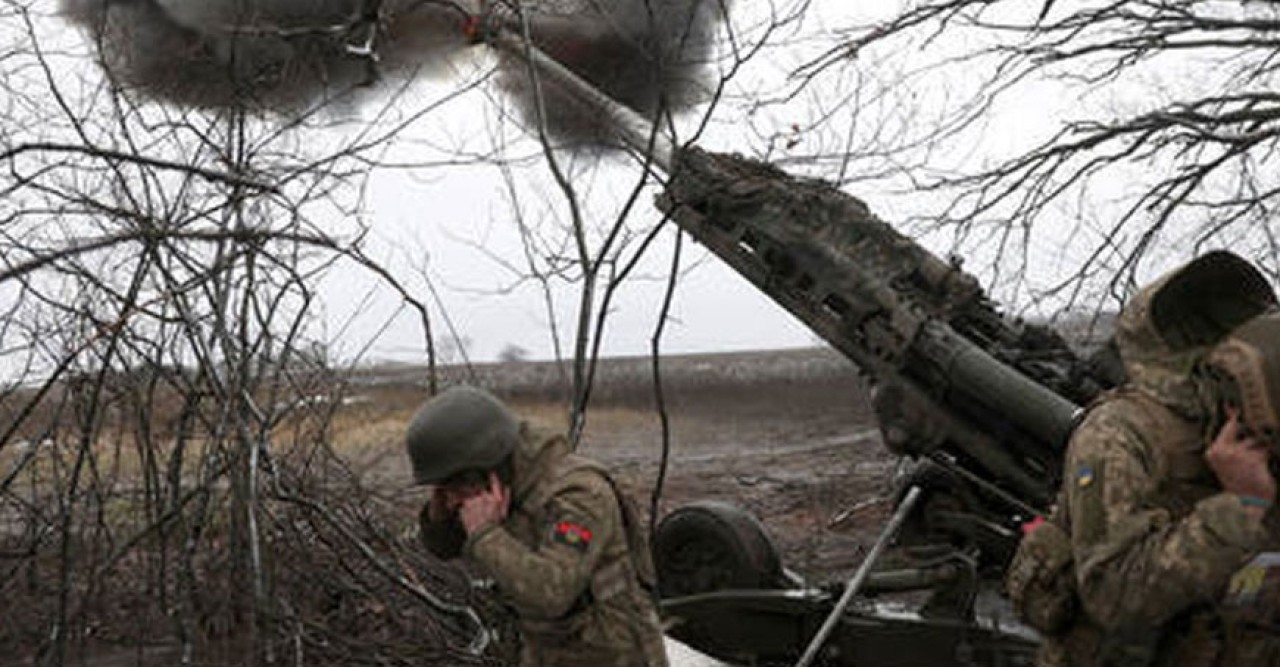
653, 501, 784, 599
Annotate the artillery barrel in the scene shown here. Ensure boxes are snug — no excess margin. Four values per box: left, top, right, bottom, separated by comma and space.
489, 29, 1095, 485
486, 28, 676, 173
917, 320, 1080, 449
659, 148, 1087, 455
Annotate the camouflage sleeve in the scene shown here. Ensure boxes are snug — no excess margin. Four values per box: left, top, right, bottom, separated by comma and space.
419, 500, 466, 561
1065, 400, 1270, 630
464, 470, 619, 620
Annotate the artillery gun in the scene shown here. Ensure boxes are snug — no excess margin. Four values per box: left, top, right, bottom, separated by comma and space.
649, 146, 1109, 667
486, 25, 1122, 667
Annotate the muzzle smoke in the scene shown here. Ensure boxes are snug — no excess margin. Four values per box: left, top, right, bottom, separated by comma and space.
61, 0, 727, 148
60, 0, 470, 112
493, 0, 727, 148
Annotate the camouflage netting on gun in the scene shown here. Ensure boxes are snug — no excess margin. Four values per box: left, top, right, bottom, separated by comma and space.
664, 147, 985, 322
662, 147, 1106, 406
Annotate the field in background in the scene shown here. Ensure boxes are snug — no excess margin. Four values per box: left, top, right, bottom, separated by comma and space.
341, 345, 897, 580
0, 345, 896, 666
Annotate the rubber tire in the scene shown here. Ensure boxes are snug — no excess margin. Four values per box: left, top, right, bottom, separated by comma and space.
653, 500, 785, 599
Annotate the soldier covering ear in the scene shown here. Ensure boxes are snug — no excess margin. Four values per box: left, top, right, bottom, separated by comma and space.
1009, 251, 1280, 667
408, 385, 669, 667
1202, 310, 1280, 452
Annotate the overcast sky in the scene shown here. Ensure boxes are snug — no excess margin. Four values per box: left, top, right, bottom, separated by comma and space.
16, 0, 1146, 369
301, 2, 906, 365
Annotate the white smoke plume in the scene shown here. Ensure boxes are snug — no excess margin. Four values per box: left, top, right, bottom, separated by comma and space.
61, 0, 727, 146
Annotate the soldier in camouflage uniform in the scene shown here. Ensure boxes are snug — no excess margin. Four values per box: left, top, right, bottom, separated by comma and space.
1011, 251, 1280, 666
407, 385, 669, 667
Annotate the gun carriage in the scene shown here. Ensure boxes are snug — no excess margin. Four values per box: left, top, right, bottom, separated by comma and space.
486, 26, 1122, 667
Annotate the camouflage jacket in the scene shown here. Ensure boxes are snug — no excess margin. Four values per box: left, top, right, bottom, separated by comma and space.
422, 429, 668, 667
1040, 276, 1280, 667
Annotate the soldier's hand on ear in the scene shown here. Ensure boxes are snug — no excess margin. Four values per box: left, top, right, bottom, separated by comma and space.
458, 471, 511, 535
1206, 408, 1277, 510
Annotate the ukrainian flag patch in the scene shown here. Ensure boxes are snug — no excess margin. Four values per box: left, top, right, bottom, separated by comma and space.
1076, 463, 1095, 488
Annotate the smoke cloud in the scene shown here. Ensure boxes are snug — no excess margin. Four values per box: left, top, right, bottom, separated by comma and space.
60, 0, 470, 111
496, 0, 728, 148
61, 0, 727, 146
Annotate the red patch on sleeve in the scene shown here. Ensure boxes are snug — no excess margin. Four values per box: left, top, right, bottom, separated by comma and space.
552, 521, 593, 551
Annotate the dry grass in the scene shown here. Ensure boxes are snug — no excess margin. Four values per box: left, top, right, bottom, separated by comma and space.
0, 346, 872, 665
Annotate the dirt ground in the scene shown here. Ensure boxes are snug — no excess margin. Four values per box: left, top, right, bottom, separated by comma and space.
0, 346, 900, 667
568, 349, 899, 582
419, 346, 904, 666
432, 345, 904, 586
354, 345, 900, 580
353, 345, 900, 582
524, 347, 902, 665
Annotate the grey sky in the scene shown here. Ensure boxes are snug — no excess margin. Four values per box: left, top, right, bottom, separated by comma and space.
13, 0, 1242, 371
305, 2, 907, 365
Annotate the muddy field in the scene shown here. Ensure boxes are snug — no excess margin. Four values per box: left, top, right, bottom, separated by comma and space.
368, 345, 899, 582
382, 346, 902, 666
0, 346, 901, 667
572, 348, 897, 580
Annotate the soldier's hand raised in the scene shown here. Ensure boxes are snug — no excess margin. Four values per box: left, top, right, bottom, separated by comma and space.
459, 471, 511, 535
1206, 409, 1277, 510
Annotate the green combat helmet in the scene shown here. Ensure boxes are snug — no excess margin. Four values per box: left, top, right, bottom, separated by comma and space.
405, 386, 520, 485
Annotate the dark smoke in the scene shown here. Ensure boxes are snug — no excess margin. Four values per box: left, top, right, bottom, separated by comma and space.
497, 0, 729, 148
61, 0, 727, 148
60, 0, 471, 112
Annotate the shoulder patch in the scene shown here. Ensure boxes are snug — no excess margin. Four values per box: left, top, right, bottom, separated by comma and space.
552, 521, 593, 552
1076, 463, 1096, 488
1073, 459, 1107, 545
